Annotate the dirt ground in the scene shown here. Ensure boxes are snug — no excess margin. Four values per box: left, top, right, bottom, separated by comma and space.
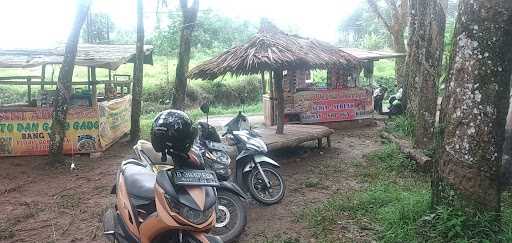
0, 123, 383, 243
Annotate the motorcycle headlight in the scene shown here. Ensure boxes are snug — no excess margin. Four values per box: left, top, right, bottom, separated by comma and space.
210, 151, 230, 164
204, 151, 231, 178
166, 196, 214, 225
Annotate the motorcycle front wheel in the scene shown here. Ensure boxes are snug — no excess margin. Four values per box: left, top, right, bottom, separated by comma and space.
248, 164, 286, 205
211, 190, 247, 242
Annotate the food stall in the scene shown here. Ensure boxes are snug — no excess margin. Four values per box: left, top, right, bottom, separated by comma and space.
262, 48, 405, 126
0, 44, 153, 156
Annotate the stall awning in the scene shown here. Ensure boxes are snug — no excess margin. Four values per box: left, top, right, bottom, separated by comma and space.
340, 48, 406, 61
0, 44, 153, 70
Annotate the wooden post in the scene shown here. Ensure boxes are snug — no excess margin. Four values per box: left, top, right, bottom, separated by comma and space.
269, 71, 275, 125
261, 72, 266, 94
41, 64, 46, 91
273, 70, 285, 134
91, 67, 97, 107
27, 77, 32, 103
87, 67, 91, 91
317, 138, 322, 149
364, 61, 374, 86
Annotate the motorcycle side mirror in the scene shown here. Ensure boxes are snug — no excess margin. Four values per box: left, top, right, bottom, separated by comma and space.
200, 102, 210, 114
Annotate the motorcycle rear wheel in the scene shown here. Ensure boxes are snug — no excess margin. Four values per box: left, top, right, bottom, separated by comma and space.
211, 190, 247, 242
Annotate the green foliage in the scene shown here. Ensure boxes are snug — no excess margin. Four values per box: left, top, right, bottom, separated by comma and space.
310, 70, 327, 87
0, 86, 26, 105
81, 12, 114, 43
417, 206, 503, 243
303, 143, 512, 243
141, 74, 262, 108
140, 103, 262, 140
372, 60, 397, 95
385, 115, 416, 140
373, 59, 396, 79
152, 9, 257, 57
192, 75, 261, 106
367, 143, 415, 173
360, 33, 388, 50
337, 3, 391, 49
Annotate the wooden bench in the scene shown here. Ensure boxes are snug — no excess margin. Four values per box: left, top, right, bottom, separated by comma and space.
254, 124, 335, 151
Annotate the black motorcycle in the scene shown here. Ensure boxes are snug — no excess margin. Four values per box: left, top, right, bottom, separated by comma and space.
190, 103, 248, 242
223, 111, 286, 205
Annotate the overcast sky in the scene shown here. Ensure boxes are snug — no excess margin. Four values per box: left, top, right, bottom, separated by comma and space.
0, 0, 364, 48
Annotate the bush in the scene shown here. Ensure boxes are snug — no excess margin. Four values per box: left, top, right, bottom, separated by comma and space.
193, 75, 261, 107
142, 76, 262, 109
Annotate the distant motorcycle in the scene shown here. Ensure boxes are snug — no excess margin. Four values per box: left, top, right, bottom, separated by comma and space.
223, 111, 286, 205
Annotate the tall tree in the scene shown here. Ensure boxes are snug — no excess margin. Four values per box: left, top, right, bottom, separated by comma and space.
433, 0, 512, 212
172, 0, 199, 110
82, 12, 114, 44
367, 0, 408, 85
405, 0, 446, 148
48, 0, 91, 164
130, 0, 145, 142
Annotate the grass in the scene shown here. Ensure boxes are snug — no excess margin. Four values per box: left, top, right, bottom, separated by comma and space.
302, 143, 512, 243
374, 59, 396, 78
367, 142, 415, 173
385, 114, 416, 140
304, 178, 322, 188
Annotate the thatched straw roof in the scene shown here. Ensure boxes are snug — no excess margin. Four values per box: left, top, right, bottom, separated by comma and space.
189, 20, 361, 80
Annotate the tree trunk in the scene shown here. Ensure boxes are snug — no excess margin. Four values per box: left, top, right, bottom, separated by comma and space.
405, 0, 446, 149
48, 0, 91, 164
500, 86, 512, 187
172, 0, 199, 111
433, 0, 512, 212
273, 70, 285, 134
392, 31, 407, 88
367, 0, 408, 87
130, 0, 145, 143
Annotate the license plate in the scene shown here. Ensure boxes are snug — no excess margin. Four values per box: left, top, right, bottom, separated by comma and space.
172, 169, 219, 187
206, 141, 230, 151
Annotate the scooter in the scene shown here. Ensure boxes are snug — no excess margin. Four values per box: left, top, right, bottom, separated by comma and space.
192, 121, 247, 242
223, 111, 286, 205
102, 155, 222, 243
132, 104, 247, 242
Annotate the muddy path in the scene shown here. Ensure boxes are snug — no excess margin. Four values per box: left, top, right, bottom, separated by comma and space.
0, 124, 383, 243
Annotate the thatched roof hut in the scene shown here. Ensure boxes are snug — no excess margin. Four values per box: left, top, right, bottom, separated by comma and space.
190, 20, 361, 134
188, 20, 360, 80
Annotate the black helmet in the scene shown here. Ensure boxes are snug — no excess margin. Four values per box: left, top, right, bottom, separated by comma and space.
150, 110, 197, 157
